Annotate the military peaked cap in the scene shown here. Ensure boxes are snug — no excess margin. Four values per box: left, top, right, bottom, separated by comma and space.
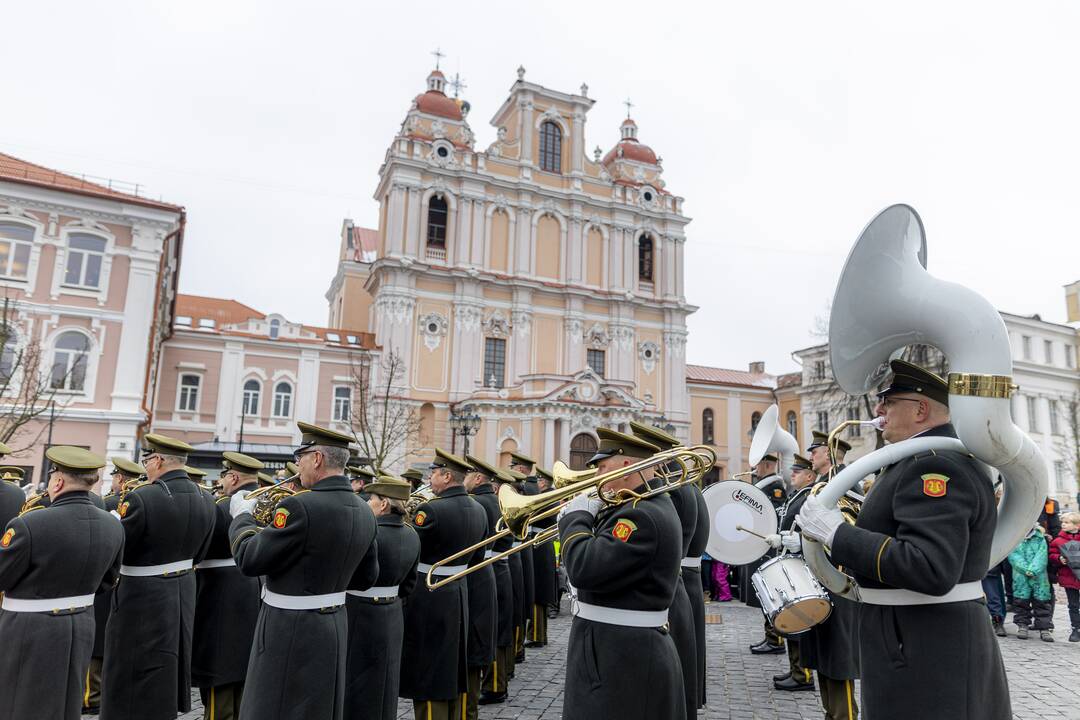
808, 430, 851, 454
876, 359, 949, 406
401, 468, 424, 482
142, 433, 194, 456
0, 465, 25, 481
760, 453, 778, 463
535, 466, 554, 482
791, 454, 814, 471
429, 448, 473, 475
588, 427, 660, 465
347, 465, 377, 479
257, 472, 275, 486
503, 468, 528, 481
222, 451, 264, 473
110, 457, 145, 477
296, 421, 354, 450
465, 454, 502, 479
285, 461, 299, 477
46, 446, 106, 473
629, 420, 682, 450
508, 451, 536, 470
0, 441, 11, 456
493, 469, 517, 484
184, 465, 207, 479
366, 475, 412, 501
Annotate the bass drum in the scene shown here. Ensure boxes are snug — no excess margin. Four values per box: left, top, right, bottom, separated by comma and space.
702, 480, 777, 566
752, 556, 832, 634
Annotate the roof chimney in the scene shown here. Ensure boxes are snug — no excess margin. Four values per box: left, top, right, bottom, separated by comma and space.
749, 361, 765, 374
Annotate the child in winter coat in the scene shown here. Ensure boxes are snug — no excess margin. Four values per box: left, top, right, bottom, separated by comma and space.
1049, 511, 1080, 643
1008, 524, 1054, 641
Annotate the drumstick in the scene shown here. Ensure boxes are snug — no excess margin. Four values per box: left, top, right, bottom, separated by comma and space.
736, 524, 769, 541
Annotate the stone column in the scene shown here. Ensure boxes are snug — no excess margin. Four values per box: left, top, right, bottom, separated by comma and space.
515, 206, 532, 275
405, 187, 422, 257
471, 197, 486, 268
215, 342, 245, 441
543, 417, 555, 469
296, 349, 320, 439
450, 299, 483, 400
386, 185, 406, 256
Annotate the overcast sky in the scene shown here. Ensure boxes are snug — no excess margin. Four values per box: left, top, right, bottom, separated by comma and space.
5, 1, 1077, 375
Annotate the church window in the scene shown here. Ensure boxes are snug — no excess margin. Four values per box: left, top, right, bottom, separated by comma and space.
702, 408, 714, 445
786, 410, 798, 437
750, 411, 761, 434
539, 121, 562, 173
638, 234, 654, 281
587, 349, 605, 378
483, 337, 506, 388
427, 195, 448, 249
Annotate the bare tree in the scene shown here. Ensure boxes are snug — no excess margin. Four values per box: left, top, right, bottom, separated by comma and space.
345, 350, 422, 471
0, 296, 73, 452
1056, 392, 1080, 500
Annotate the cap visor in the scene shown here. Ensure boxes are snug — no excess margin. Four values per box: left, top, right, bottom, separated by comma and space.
586, 450, 615, 465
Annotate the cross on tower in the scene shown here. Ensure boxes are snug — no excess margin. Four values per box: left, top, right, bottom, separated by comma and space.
623, 97, 634, 118
431, 47, 445, 70
450, 72, 467, 98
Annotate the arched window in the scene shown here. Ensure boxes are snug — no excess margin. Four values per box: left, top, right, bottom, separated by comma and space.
702, 408, 715, 445
272, 381, 293, 418
0, 222, 34, 279
426, 195, 448, 248
750, 411, 762, 434
638, 234, 654, 281
419, 402, 435, 444
539, 121, 562, 173
50, 331, 90, 391
786, 410, 798, 437
64, 233, 107, 289
242, 379, 261, 415
269, 319, 280, 339
569, 433, 598, 471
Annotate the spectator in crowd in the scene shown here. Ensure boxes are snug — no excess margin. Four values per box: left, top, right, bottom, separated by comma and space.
982, 560, 1009, 637
710, 555, 731, 602
1008, 524, 1054, 641
1048, 511, 1080, 643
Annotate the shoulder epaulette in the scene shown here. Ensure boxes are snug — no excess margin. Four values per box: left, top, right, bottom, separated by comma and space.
215, 495, 231, 506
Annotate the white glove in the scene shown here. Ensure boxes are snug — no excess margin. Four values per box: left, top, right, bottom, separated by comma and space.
780, 530, 802, 554
559, 491, 602, 520
230, 489, 257, 519
764, 534, 782, 549
109, 510, 121, 520
796, 495, 844, 547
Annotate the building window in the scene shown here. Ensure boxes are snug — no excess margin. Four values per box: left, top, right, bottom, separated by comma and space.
817, 411, 829, 432
847, 404, 861, 436
1049, 399, 1060, 435
1055, 461, 1068, 490
177, 373, 200, 412
0, 326, 17, 381
0, 222, 34, 280
1026, 396, 1039, 433
814, 360, 826, 381
786, 410, 797, 437
703, 408, 715, 445
272, 382, 293, 418
483, 337, 506, 388
587, 348, 606, 377
638, 234, 654, 281
333, 386, 351, 422
569, 433, 598, 470
426, 195, 448, 249
242, 379, 261, 415
269, 319, 280, 339
750, 411, 762, 434
64, 233, 107, 289
1021, 335, 1032, 360
1067, 345, 1076, 368
539, 120, 562, 173
50, 331, 90, 391
1044, 339, 1053, 365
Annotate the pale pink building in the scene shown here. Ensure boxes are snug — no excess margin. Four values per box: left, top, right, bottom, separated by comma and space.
0, 152, 185, 485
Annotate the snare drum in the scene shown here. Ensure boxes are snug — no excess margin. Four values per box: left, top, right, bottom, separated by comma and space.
751, 556, 832, 634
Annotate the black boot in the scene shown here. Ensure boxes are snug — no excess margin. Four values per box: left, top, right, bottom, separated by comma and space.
479, 691, 507, 705
772, 671, 791, 682
774, 675, 815, 691
1069, 628, 1080, 643
993, 620, 1007, 637
750, 640, 785, 655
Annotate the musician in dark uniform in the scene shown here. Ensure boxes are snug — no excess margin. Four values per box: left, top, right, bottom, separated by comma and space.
558, 428, 685, 720
505, 465, 535, 661
0, 446, 124, 720
403, 467, 425, 491
747, 453, 787, 654
191, 452, 264, 720
345, 475, 420, 720
400, 448, 488, 720
629, 421, 701, 720
0, 442, 23, 530
102, 434, 217, 720
808, 430, 850, 481
508, 451, 546, 651
492, 467, 526, 686
468, 457, 514, 706
800, 360, 1010, 720
460, 457, 499, 720
228, 422, 376, 720
348, 464, 376, 494
102, 457, 142, 513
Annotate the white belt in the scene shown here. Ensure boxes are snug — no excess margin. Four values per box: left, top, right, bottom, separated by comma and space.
262, 588, 346, 610
510, 541, 522, 548
680, 556, 702, 568
484, 550, 497, 559
2, 594, 95, 613
417, 562, 468, 577
195, 558, 236, 569
573, 600, 669, 628
347, 585, 400, 599
120, 559, 193, 577
859, 581, 984, 606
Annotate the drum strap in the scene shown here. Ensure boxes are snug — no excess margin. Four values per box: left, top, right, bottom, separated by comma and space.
859, 581, 983, 606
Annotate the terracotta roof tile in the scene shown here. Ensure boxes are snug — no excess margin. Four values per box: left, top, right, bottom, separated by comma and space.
777, 372, 802, 389
350, 227, 378, 262
686, 364, 777, 389
0, 151, 182, 211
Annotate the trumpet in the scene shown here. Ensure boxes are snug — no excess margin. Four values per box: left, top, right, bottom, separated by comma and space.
424, 445, 716, 590
245, 474, 299, 526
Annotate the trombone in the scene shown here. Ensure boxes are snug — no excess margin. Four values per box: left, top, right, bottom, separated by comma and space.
424, 445, 715, 590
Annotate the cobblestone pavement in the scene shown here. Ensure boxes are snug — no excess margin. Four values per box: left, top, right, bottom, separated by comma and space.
118, 587, 1080, 720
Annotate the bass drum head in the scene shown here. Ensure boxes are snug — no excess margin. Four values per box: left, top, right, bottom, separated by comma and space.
702, 480, 778, 565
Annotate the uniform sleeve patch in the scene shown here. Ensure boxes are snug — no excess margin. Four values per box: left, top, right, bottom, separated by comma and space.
118, 501, 130, 518
272, 507, 290, 529
921, 473, 949, 498
773, 488, 783, 498
612, 519, 637, 542
0, 528, 13, 548
413, 511, 427, 527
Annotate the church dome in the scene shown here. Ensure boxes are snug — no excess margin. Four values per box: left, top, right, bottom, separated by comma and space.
412, 69, 464, 121
602, 118, 658, 165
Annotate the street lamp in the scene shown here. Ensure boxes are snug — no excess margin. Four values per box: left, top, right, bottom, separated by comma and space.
449, 409, 481, 457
